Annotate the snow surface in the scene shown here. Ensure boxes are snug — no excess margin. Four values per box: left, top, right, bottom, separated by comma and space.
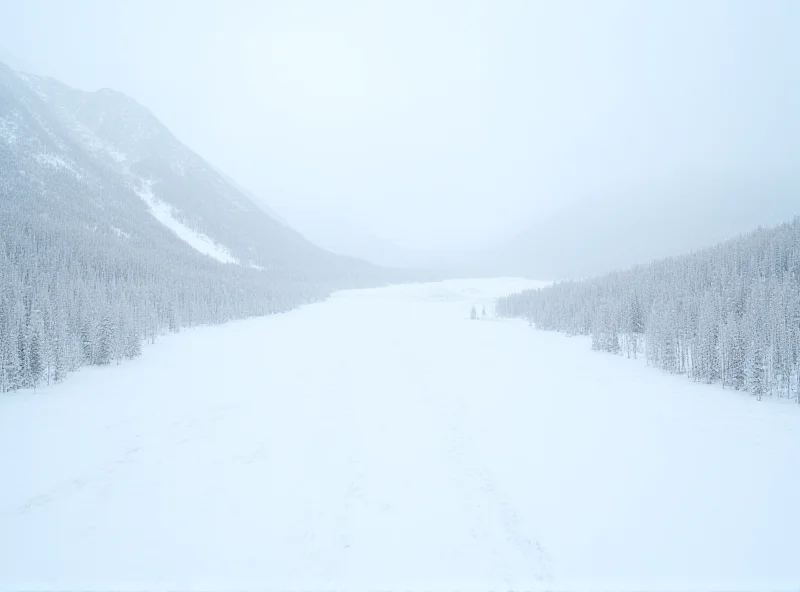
68, 119, 129, 166
33, 153, 81, 179
2, 278, 799, 591
15, 71, 48, 101
106, 147, 127, 162
134, 183, 238, 264
27, 110, 66, 151
0, 115, 17, 144
110, 226, 130, 239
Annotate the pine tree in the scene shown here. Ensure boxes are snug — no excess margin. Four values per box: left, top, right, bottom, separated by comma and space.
124, 326, 142, 359
27, 326, 43, 391
80, 320, 93, 366
749, 338, 766, 401
95, 312, 114, 366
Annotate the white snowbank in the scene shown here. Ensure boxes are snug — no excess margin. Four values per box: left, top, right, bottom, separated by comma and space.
1, 278, 798, 590
135, 183, 238, 264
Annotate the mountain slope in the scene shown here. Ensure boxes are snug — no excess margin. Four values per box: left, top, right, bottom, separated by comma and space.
0, 46, 28, 73
5, 65, 374, 277
212, 166, 288, 227
0, 60, 388, 392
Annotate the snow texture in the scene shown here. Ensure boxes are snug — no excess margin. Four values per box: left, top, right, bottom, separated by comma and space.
15, 71, 48, 101
1, 278, 798, 591
0, 116, 17, 144
106, 147, 127, 163
110, 226, 130, 239
68, 119, 129, 166
33, 153, 81, 179
135, 182, 238, 264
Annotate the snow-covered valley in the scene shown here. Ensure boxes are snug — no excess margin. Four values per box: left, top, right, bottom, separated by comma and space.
2, 279, 798, 591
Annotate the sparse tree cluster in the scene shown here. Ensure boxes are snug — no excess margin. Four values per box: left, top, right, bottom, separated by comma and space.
496, 218, 800, 402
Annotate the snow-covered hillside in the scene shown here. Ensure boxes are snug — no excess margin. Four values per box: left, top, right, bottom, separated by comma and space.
0, 59, 393, 394
1, 60, 376, 275
1, 279, 798, 591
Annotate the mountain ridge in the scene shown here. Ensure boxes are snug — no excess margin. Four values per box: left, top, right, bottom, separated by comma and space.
6, 63, 363, 273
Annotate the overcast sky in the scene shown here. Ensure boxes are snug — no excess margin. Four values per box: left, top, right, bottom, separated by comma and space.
1, 0, 798, 249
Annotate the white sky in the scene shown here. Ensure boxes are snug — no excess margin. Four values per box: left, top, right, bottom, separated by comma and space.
1, 0, 798, 249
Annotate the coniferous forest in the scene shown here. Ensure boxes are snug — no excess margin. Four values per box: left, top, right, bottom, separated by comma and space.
0, 204, 344, 392
0, 61, 391, 393
497, 218, 800, 402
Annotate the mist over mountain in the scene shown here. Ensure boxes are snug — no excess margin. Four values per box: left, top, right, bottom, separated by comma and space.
8, 64, 378, 274
0, 60, 402, 392
278, 175, 799, 282
212, 165, 288, 227
0, 46, 29, 73
274, 207, 435, 270
2, 4, 800, 587
462, 177, 800, 281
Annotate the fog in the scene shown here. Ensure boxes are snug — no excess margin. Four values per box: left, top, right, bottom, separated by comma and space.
2, 0, 798, 268
5, 5, 800, 584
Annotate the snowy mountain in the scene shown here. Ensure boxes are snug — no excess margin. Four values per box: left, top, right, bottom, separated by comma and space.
2, 62, 374, 274
0, 46, 28, 74
0, 60, 392, 392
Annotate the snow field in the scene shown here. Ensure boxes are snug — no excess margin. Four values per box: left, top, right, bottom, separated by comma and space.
1, 278, 799, 591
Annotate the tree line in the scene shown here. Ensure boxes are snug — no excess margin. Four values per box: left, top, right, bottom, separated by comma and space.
496, 218, 800, 402
0, 203, 338, 393
0, 171, 383, 393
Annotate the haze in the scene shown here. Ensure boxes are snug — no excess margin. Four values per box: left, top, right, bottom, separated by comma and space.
5, 3, 800, 587
2, 0, 798, 255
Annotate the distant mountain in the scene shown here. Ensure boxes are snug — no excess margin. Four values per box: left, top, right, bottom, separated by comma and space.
484, 178, 800, 280
0, 46, 29, 73
212, 166, 288, 227
5, 66, 376, 275
0, 61, 392, 392
276, 209, 426, 269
